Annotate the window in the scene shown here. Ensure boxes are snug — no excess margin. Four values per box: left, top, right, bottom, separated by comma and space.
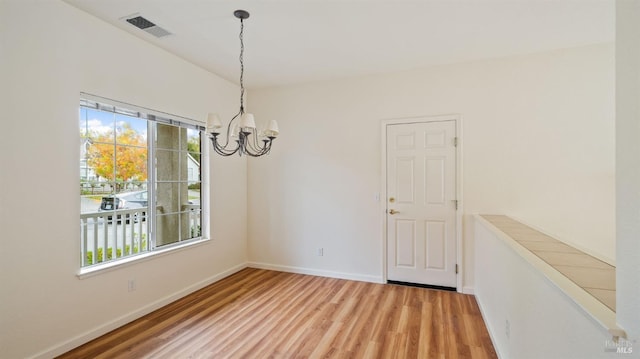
79, 94, 205, 268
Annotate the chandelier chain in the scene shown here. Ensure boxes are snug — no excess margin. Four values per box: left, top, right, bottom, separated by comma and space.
239, 18, 245, 112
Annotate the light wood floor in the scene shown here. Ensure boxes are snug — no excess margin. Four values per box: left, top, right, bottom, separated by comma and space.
58, 268, 497, 358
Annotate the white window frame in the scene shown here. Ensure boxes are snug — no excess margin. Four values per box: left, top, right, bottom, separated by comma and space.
78, 93, 210, 277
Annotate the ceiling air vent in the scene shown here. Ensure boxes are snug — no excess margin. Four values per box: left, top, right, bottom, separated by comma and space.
123, 14, 172, 38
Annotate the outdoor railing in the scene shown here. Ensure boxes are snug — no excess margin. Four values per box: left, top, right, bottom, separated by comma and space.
183, 204, 202, 238
80, 209, 149, 267
80, 205, 202, 267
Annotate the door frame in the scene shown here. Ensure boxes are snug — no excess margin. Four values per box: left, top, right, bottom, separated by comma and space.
380, 114, 463, 292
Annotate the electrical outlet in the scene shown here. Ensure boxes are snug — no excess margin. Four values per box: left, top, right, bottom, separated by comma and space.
128, 279, 137, 292
317, 248, 324, 256
505, 319, 510, 339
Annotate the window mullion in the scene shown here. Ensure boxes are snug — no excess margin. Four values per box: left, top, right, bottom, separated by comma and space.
149, 121, 157, 251
178, 131, 183, 243
111, 111, 118, 262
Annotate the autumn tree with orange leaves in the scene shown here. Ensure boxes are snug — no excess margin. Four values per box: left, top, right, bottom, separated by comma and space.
87, 123, 147, 191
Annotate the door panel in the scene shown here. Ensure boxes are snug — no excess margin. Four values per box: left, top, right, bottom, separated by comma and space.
387, 120, 457, 287
425, 220, 446, 270
425, 157, 446, 204
396, 157, 415, 204
425, 130, 446, 148
395, 219, 416, 267
396, 133, 416, 149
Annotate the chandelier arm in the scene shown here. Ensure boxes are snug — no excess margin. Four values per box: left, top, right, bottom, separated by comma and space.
254, 137, 272, 156
241, 139, 260, 157
245, 138, 272, 157
210, 136, 240, 156
214, 146, 237, 156
245, 133, 263, 153
212, 141, 236, 156
251, 131, 275, 156
219, 111, 241, 149
251, 129, 264, 150
265, 138, 273, 154
257, 139, 273, 157
244, 147, 266, 157
243, 136, 257, 154
255, 142, 271, 157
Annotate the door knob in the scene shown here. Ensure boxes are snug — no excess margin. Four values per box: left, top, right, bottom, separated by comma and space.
389, 209, 399, 215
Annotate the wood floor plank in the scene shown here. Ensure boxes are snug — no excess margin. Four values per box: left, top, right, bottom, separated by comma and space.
57, 268, 497, 359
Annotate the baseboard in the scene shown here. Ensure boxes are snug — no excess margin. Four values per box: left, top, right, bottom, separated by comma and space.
474, 292, 504, 359
462, 285, 475, 294
30, 262, 249, 359
247, 262, 383, 284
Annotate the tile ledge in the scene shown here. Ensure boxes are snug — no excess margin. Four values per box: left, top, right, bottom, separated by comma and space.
474, 213, 626, 341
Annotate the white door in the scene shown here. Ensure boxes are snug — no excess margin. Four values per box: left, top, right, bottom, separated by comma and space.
386, 120, 457, 287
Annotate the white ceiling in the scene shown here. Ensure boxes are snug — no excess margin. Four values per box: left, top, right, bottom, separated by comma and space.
63, 0, 614, 89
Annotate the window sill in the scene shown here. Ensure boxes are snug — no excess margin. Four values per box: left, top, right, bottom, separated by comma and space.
77, 238, 210, 279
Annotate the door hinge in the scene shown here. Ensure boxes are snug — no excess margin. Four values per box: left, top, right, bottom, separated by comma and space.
454, 199, 459, 210
453, 137, 458, 147
455, 264, 459, 274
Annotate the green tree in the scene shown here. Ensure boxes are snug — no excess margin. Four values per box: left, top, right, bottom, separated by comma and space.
187, 136, 200, 164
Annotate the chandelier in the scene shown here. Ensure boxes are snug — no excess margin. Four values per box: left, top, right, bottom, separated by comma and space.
207, 10, 279, 157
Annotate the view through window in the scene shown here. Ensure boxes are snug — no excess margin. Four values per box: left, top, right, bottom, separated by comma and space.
79, 95, 204, 268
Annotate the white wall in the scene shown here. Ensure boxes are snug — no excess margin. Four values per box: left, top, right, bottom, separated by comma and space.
248, 43, 615, 288
474, 220, 616, 359
616, 0, 640, 340
0, 1, 248, 358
